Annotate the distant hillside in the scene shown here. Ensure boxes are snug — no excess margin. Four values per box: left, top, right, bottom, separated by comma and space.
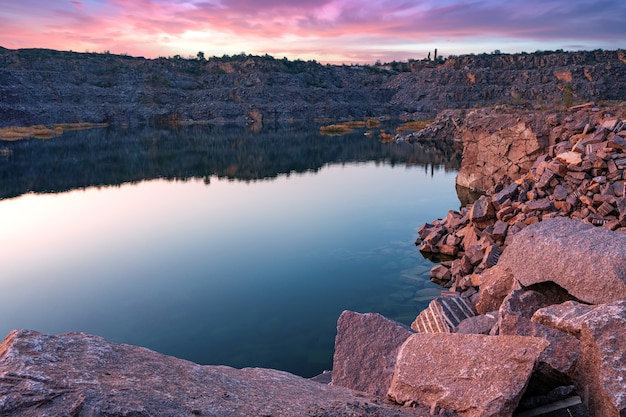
0, 47, 625, 128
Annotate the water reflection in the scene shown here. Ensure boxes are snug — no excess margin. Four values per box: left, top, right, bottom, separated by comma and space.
0, 124, 461, 200
0, 125, 462, 378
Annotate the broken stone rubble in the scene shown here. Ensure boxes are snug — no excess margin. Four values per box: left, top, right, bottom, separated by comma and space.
366, 222, 624, 416
377, 107, 626, 416
416, 110, 626, 293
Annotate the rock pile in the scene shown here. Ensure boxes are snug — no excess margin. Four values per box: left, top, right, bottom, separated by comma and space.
332, 219, 626, 416
416, 113, 626, 292
331, 107, 626, 417
4, 106, 626, 417
407, 103, 626, 194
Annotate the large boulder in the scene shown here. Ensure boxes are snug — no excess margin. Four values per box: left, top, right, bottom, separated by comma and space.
331, 311, 414, 397
387, 333, 549, 417
498, 289, 552, 322
496, 287, 573, 334
571, 301, 626, 417
532, 300, 626, 416
0, 329, 431, 417
497, 218, 626, 305
499, 315, 580, 391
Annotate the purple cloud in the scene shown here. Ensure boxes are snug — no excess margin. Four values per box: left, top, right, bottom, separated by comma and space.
0, 0, 623, 63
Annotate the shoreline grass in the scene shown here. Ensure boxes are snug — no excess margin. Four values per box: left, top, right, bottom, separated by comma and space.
0, 122, 109, 141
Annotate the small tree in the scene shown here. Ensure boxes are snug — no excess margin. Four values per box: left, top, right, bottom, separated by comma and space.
563, 85, 574, 108
197, 51, 205, 61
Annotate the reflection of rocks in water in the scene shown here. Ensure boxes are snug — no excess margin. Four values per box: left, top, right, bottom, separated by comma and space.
404, 136, 462, 171
0, 124, 460, 200
455, 184, 483, 207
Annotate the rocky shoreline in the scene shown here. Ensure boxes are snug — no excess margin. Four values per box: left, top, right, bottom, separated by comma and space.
2, 48, 626, 415
2, 105, 625, 416
377, 103, 626, 416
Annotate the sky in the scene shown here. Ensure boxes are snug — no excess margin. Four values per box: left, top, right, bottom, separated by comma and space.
0, 0, 624, 64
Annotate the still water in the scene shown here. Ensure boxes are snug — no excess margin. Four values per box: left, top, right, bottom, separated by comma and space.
0, 124, 461, 377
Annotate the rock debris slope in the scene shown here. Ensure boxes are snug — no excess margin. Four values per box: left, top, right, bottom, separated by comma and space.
1, 47, 625, 127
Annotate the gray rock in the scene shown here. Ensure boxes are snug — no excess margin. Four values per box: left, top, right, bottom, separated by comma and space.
497, 287, 572, 333
498, 217, 626, 304
454, 312, 497, 335
411, 295, 476, 333
0, 329, 430, 417
5, 48, 626, 132
498, 289, 552, 322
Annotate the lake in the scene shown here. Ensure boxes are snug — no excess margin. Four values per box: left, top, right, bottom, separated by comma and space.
0, 124, 462, 377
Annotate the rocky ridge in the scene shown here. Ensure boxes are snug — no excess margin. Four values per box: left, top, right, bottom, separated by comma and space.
1, 47, 626, 128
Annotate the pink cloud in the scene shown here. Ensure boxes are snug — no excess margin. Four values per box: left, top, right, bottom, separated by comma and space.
0, 0, 624, 63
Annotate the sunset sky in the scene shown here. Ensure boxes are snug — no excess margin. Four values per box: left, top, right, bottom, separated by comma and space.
1, 0, 624, 64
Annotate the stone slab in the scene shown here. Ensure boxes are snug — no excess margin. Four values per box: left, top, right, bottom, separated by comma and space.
331, 311, 414, 397
0, 329, 431, 417
498, 218, 626, 304
388, 333, 549, 417
411, 295, 476, 333
572, 301, 626, 417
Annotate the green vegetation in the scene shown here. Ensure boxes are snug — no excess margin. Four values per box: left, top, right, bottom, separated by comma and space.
147, 73, 172, 88
563, 84, 574, 108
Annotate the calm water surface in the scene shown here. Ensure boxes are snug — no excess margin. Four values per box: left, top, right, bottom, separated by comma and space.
0, 125, 461, 377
